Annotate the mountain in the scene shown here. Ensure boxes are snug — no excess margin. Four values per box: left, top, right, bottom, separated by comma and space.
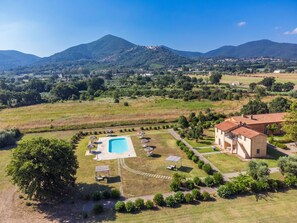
203, 39, 297, 59
0, 50, 40, 70
163, 46, 203, 59
39, 34, 192, 68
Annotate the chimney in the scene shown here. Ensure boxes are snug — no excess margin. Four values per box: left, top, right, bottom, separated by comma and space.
250, 115, 254, 120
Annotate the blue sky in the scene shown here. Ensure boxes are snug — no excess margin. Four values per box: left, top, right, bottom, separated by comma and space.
0, 0, 296, 57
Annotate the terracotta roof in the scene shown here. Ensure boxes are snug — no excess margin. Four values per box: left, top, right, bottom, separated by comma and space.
231, 126, 266, 139
215, 121, 238, 131
227, 112, 286, 125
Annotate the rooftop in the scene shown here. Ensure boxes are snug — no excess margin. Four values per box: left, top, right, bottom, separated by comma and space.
228, 112, 286, 125
215, 121, 239, 131
231, 126, 265, 139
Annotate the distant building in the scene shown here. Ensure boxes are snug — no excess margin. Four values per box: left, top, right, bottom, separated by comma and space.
273, 69, 286, 74
215, 113, 286, 159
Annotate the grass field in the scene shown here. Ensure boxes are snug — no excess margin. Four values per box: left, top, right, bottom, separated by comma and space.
110, 189, 297, 223
189, 73, 297, 88
0, 97, 257, 130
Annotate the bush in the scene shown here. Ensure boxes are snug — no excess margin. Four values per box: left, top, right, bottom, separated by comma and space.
174, 191, 185, 204
145, 200, 154, 209
203, 163, 213, 175
115, 201, 125, 212
186, 180, 195, 190
217, 185, 233, 198
202, 191, 211, 201
102, 190, 111, 199
93, 204, 104, 214
204, 176, 215, 187
197, 160, 204, 169
25, 202, 32, 206
153, 193, 164, 206
125, 201, 135, 213
170, 180, 181, 192
192, 155, 199, 163
134, 198, 145, 210
284, 175, 297, 187
111, 189, 121, 199
193, 176, 201, 187
187, 150, 194, 159
184, 193, 193, 203
124, 102, 129, 106
165, 195, 176, 207
192, 189, 201, 200
213, 172, 224, 186
92, 191, 102, 201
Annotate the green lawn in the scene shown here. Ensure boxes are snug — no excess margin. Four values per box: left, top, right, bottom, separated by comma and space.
204, 153, 248, 173
197, 147, 219, 153
107, 190, 297, 223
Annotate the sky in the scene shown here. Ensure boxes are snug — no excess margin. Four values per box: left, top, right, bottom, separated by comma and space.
0, 0, 297, 57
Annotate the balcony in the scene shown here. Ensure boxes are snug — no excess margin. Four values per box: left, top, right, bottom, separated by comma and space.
225, 134, 237, 145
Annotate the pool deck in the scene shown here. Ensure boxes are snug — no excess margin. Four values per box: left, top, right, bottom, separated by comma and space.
92, 136, 137, 161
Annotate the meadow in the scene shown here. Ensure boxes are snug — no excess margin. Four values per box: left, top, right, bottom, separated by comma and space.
0, 97, 254, 131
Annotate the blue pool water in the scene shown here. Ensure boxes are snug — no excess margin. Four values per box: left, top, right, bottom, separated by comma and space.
108, 138, 129, 154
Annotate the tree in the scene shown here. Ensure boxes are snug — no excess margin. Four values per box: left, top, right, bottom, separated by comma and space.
6, 138, 78, 200
51, 83, 79, 100
266, 123, 278, 135
268, 97, 291, 113
282, 105, 297, 144
249, 82, 257, 91
283, 82, 295, 92
87, 77, 105, 92
182, 82, 193, 91
247, 161, 270, 181
254, 86, 267, 97
178, 115, 189, 128
165, 195, 176, 207
209, 73, 222, 84
241, 99, 268, 115
134, 198, 145, 210
115, 201, 125, 212
271, 83, 283, 92
259, 77, 275, 88
153, 193, 164, 206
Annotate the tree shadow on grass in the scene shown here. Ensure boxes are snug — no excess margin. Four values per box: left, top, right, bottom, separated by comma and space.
150, 153, 161, 158
34, 183, 119, 223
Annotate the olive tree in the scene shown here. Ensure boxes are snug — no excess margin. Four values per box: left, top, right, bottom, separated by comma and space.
6, 137, 78, 200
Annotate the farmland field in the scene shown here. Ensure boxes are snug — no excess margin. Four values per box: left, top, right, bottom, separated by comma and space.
0, 97, 258, 130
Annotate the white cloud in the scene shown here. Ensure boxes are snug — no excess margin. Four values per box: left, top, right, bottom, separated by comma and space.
237, 21, 246, 27
284, 27, 297, 35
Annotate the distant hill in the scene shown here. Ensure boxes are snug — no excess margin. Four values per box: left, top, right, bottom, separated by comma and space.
0, 50, 40, 70
2, 37, 297, 71
39, 34, 192, 68
203, 39, 297, 59
162, 46, 203, 59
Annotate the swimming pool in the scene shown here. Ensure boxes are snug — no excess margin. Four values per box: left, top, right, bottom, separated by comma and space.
108, 138, 129, 154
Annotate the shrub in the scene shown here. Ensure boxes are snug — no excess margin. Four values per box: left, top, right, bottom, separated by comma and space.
93, 204, 104, 214
192, 189, 201, 200
186, 180, 195, 190
170, 180, 181, 192
284, 175, 297, 187
174, 191, 185, 203
192, 155, 199, 163
204, 176, 215, 187
193, 176, 201, 187
145, 200, 154, 209
92, 191, 102, 201
213, 172, 224, 186
187, 150, 194, 159
125, 201, 135, 213
184, 193, 193, 203
203, 163, 213, 175
111, 189, 121, 199
115, 201, 125, 212
217, 185, 233, 198
102, 190, 111, 199
165, 195, 176, 207
197, 160, 204, 169
134, 198, 145, 210
202, 191, 211, 201
25, 202, 32, 206
153, 193, 164, 206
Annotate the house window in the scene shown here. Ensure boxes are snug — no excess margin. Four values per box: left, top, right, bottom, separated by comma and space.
256, 149, 260, 154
